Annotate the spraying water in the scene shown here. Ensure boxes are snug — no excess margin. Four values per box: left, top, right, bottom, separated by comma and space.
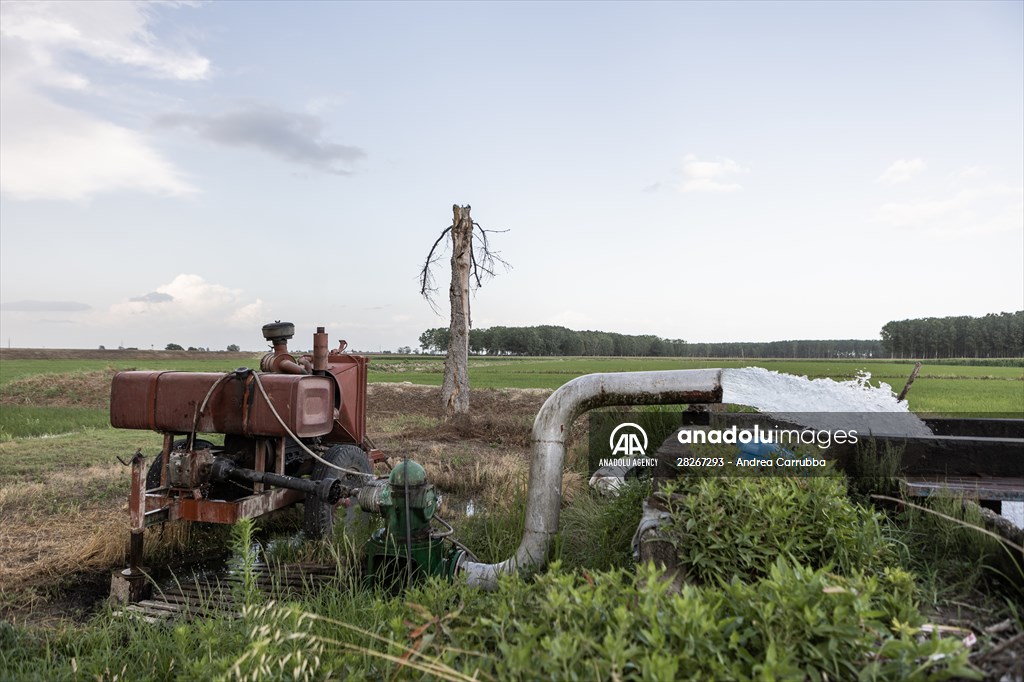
721, 367, 1021, 527
720, 367, 933, 437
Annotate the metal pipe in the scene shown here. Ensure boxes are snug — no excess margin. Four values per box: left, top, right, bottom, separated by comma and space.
459, 369, 723, 589
210, 458, 345, 504
261, 340, 310, 375
313, 326, 329, 373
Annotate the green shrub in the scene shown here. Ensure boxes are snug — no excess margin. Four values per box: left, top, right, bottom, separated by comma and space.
659, 474, 899, 585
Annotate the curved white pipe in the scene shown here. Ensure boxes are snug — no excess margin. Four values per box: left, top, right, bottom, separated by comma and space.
459, 369, 723, 589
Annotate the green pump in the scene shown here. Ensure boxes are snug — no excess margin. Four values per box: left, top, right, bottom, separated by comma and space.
357, 459, 465, 584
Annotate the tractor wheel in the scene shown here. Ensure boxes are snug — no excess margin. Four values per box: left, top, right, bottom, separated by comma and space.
145, 438, 216, 489
304, 444, 374, 540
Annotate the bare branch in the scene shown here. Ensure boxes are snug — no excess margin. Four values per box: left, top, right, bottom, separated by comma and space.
467, 222, 511, 291
419, 210, 511, 318
418, 225, 453, 313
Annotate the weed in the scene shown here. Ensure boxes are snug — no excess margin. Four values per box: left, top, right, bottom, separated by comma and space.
658, 473, 898, 585
846, 438, 905, 500
557, 480, 651, 571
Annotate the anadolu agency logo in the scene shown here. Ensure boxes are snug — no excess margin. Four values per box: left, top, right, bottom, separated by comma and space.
601, 423, 657, 468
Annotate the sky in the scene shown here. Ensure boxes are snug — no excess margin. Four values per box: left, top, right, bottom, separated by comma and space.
1, 1, 1022, 352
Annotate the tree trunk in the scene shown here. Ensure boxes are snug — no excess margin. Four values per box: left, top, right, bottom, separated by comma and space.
442, 205, 472, 420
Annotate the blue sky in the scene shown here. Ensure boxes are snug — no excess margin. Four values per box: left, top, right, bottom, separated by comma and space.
1, 1, 1021, 351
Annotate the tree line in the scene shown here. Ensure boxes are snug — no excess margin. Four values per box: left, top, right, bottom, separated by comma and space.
880, 311, 1023, 358
418, 326, 884, 358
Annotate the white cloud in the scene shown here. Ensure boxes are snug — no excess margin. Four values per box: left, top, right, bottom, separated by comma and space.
1, 87, 197, 201
229, 299, 267, 326
0, 1, 207, 201
877, 158, 927, 185
680, 154, 748, 193
0, 1, 209, 81
110, 274, 262, 325
875, 183, 1023, 235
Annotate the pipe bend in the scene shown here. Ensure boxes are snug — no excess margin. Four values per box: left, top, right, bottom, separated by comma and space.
460, 368, 723, 589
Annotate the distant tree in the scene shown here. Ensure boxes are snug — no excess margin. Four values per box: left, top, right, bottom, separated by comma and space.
165, 343, 184, 351
419, 328, 450, 354
227, 344, 241, 352
397, 345, 412, 354
98, 345, 106, 350
880, 311, 1023, 358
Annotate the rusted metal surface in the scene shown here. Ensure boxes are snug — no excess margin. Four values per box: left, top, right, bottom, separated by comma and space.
261, 342, 312, 374
110, 371, 334, 437
323, 353, 369, 446
111, 322, 377, 602
128, 451, 146, 570
253, 440, 266, 493
259, 321, 313, 374
168, 447, 214, 489
176, 488, 305, 524
159, 433, 172, 487
210, 457, 344, 503
143, 487, 304, 523
111, 451, 153, 604
313, 326, 328, 373
275, 438, 286, 476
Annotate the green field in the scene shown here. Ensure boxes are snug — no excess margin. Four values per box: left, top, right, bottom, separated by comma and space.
368, 356, 1024, 413
2, 355, 1021, 441
0, 356, 263, 386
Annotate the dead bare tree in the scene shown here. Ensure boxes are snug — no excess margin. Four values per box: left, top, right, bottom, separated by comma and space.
419, 204, 509, 421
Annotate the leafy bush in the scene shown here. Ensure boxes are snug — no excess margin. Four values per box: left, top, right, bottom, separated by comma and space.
359, 561, 975, 681
658, 473, 899, 585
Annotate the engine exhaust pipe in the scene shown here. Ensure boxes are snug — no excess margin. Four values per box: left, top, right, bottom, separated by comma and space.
458, 369, 723, 589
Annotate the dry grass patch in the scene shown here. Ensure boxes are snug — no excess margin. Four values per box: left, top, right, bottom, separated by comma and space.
0, 369, 117, 409
367, 384, 553, 509
366, 384, 590, 515
0, 464, 195, 593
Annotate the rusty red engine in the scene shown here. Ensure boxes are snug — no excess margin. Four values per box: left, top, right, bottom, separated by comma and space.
108, 322, 381, 602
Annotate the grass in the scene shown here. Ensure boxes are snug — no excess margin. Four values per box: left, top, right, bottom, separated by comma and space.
0, 406, 110, 441
0, 428, 163, 481
1, 352, 1021, 679
1, 475, 998, 681
365, 356, 1024, 412
0, 356, 264, 387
